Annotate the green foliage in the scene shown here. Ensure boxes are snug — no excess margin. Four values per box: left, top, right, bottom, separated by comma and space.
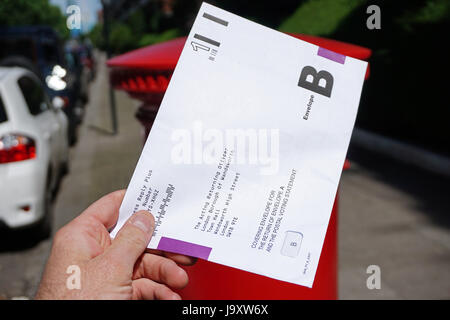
214, 0, 300, 29
97, 23, 180, 54
87, 2, 183, 54
109, 23, 134, 53
288, 0, 450, 153
88, 23, 105, 50
278, 0, 367, 35
126, 10, 147, 36
138, 29, 180, 47
396, 0, 450, 31
0, 0, 69, 39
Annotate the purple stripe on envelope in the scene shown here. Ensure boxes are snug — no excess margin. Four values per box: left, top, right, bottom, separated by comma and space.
317, 47, 346, 64
157, 237, 212, 260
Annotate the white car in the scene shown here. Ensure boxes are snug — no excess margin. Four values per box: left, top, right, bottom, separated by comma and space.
0, 67, 69, 237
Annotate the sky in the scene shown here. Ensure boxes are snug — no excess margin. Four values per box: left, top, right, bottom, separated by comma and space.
50, 0, 102, 33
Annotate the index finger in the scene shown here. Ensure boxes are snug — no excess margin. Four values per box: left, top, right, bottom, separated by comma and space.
145, 248, 197, 266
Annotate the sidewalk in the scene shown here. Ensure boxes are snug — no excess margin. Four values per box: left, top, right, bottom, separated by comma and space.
339, 147, 450, 299
52, 54, 142, 229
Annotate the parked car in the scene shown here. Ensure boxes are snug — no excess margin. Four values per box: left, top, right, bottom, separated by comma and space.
0, 26, 83, 145
65, 39, 90, 105
0, 67, 69, 238
80, 38, 97, 82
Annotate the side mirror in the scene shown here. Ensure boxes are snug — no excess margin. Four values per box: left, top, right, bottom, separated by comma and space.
52, 96, 65, 110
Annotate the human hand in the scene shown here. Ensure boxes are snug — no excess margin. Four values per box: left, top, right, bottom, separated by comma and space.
35, 190, 195, 300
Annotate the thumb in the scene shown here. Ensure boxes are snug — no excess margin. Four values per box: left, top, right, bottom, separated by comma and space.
106, 210, 155, 269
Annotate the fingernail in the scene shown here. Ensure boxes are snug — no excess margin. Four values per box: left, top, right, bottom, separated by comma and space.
130, 211, 154, 234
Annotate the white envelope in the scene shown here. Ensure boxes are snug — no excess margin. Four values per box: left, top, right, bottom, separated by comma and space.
111, 2, 367, 288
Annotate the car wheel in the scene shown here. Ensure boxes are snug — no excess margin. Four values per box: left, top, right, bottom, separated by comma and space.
60, 160, 69, 176
68, 122, 78, 146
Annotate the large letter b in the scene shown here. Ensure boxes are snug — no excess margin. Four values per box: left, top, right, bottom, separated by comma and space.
298, 66, 333, 98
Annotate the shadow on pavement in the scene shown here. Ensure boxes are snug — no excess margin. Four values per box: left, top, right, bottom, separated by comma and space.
0, 228, 49, 253
347, 144, 450, 229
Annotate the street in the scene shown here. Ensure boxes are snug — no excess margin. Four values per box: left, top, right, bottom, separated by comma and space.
0, 54, 449, 299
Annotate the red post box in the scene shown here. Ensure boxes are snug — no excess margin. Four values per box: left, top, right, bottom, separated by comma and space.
107, 34, 370, 299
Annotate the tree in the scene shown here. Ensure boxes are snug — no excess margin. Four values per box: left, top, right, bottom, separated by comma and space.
0, 0, 69, 39
109, 23, 134, 53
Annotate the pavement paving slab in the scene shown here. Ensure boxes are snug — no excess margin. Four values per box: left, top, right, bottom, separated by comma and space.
339, 148, 450, 299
